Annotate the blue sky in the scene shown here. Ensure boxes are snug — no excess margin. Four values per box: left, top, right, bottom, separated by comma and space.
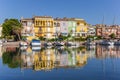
0, 0, 120, 25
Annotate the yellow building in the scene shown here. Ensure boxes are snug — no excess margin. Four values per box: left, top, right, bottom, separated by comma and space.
34, 16, 55, 39
75, 19, 88, 37
34, 48, 55, 71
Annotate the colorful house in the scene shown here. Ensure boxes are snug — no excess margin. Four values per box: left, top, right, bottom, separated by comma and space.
55, 18, 68, 36
68, 19, 76, 37
96, 25, 120, 39
34, 16, 55, 39
54, 19, 61, 37
21, 18, 34, 37
87, 25, 96, 36
75, 18, 88, 37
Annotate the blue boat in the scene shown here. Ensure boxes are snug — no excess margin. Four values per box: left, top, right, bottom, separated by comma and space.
31, 39, 41, 47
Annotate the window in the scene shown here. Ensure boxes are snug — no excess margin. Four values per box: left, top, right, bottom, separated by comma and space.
47, 28, 50, 32
27, 22, 32, 26
63, 23, 65, 26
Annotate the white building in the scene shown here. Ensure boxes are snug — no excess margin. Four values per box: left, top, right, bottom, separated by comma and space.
20, 18, 35, 37
87, 25, 96, 36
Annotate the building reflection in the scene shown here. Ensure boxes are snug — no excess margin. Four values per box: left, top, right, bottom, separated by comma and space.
20, 46, 89, 71
21, 47, 34, 69
96, 45, 120, 58
2, 45, 120, 71
33, 48, 55, 71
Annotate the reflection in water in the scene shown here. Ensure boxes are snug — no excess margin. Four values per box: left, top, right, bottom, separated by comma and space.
2, 46, 20, 68
1, 45, 120, 71
96, 45, 120, 58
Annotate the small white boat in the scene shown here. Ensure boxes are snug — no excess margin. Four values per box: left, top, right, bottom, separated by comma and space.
31, 39, 41, 47
44, 42, 52, 46
20, 41, 28, 46
54, 42, 65, 46
66, 42, 76, 46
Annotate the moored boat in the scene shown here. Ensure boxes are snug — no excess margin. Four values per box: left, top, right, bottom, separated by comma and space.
44, 42, 53, 46
31, 39, 41, 47
65, 42, 76, 46
19, 41, 28, 46
99, 40, 114, 46
54, 42, 65, 46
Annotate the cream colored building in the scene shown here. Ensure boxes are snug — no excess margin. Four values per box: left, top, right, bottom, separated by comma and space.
21, 18, 35, 37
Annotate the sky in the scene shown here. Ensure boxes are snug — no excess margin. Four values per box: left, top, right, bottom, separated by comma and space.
0, 0, 120, 25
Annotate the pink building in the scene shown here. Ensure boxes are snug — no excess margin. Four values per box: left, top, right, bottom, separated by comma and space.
54, 18, 68, 36
96, 25, 120, 39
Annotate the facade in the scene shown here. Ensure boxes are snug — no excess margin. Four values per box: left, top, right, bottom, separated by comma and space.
21, 18, 34, 37
54, 18, 77, 37
87, 25, 96, 36
96, 25, 120, 38
68, 19, 76, 37
20, 16, 88, 39
54, 18, 69, 36
34, 16, 55, 39
75, 18, 88, 37
54, 19, 61, 37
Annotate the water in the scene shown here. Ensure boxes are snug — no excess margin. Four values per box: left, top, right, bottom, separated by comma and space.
0, 45, 120, 80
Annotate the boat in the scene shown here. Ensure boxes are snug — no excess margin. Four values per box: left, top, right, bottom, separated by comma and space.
85, 38, 96, 46
114, 40, 120, 46
19, 41, 28, 46
99, 40, 114, 46
54, 42, 65, 46
31, 39, 41, 47
65, 42, 76, 46
44, 42, 53, 46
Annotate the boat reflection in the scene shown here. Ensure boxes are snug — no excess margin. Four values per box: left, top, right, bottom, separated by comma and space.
1, 45, 120, 71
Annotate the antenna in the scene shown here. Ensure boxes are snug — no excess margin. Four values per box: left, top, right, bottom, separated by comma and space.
102, 16, 104, 26
113, 16, 116, 25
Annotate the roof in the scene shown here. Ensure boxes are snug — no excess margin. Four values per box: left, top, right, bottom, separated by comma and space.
21, 18, 33, 21
54, 17, 85, 22
34, 16, 53, 18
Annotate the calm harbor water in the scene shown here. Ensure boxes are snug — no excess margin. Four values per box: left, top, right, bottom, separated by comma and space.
0, 45, 120, 80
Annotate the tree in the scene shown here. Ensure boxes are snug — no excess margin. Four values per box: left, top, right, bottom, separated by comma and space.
109, 33, 115, 39
2, 19, 22, 41
2, 48, 20, 68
